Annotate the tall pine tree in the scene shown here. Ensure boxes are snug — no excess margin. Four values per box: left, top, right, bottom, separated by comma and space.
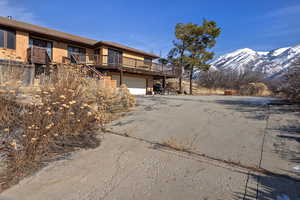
169, 20, 221, 94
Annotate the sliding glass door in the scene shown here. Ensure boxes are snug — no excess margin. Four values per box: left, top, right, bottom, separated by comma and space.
108, 49, 122, 66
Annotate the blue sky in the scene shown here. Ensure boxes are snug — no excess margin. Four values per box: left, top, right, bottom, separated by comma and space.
1, 0, 300, 58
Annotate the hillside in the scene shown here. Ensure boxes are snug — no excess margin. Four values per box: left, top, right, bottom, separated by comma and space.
211, 44, 300, 78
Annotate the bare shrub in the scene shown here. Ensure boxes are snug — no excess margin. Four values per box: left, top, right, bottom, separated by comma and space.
0, 65, 135, 189
239, 82, 271, 96
278, 60, 300, 100
165, 80, 178, 93
264, 78, 283, 96
0, 65, 24, 85
165, 78, 225, 95
162, 137, 185, 151
198, 69, 264, 90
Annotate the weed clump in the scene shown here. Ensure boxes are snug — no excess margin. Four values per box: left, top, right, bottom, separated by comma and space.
239, 82, 271, 96
0, 65, 135, 190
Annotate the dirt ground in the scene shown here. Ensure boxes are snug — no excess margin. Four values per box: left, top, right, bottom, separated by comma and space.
1, 95, 300, 200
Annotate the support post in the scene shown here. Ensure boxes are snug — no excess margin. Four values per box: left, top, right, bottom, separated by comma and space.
162, 76, 166, 94
120, 68, 123, 86
146, 78, 149, 95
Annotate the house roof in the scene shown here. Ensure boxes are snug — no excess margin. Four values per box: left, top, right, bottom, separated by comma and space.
0, 16, 159, 59
95, 41, 159, 58
0, 16, 97, 46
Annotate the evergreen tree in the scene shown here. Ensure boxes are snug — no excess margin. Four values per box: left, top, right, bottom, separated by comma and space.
158, 58, 169, 65
169, 20, 221, 94
168, 23, 192, 93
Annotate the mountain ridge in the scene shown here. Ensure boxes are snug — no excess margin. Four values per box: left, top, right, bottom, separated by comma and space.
211, 44, 300, 78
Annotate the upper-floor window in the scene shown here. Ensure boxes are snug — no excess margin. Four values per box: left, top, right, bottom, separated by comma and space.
0, 27, 16, 50
144, 57, 152, 65
94, 49, 100, 55
68, 45, 86, 63
108, 49, 122, 66
68, 45, 86, 56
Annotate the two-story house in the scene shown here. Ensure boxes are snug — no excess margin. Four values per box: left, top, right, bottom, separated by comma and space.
0, 16, 178, 95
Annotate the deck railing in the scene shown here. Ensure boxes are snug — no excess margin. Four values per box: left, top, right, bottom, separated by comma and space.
66, 53, 179, 77
26, 48, 179, 77
70, 53, 101, 65
27, 46, 51, 65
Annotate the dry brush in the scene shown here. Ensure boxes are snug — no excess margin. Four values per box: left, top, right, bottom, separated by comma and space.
0, 65, 135, 190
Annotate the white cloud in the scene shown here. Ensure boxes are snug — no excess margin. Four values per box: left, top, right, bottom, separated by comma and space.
258, 4, 300, 39
265, 4, 300, 18
0, 0, 40, 24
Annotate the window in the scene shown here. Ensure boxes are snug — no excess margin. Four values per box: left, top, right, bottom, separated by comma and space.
7, 30, 16, 49
29, 38, 53, 59
68, 45, 86, 63
0, 31, 4, 48
0, 28, 16, 49
68, 46, 86, 56
144, 57, 152, 63
144, 57, 152, 66
94, 49, 100, 55
108, 49, 122, 66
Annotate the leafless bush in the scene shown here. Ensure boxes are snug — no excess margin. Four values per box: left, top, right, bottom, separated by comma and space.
264, 78, 283, 96
239, 82, 271, 96
278, 60, 300, 100
0, 65, 135, 190
197, 69, 265, 91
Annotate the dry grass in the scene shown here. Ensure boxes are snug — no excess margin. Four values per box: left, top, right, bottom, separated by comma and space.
239, 82, 271, 96
163, 138, 185, 151
192, 87, 225, 95
0, 65, 135, 190
166, 79, 272, 96
166, 79, 225, 95
162, 137, 193, 152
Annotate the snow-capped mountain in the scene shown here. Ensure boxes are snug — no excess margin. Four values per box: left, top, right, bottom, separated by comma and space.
211, 44, 300, 78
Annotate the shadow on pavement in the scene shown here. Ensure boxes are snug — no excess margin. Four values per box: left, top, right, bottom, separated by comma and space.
234, 173, 300, 200
215, 99, 269, 121
216, 98, 300, 199
272, 120, 300, 164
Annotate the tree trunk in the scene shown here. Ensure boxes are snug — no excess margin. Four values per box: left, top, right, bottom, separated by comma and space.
163, 76, 166, 94
179, 76, 182, 94
179, 51, 184, 94
189, 67, 193, 95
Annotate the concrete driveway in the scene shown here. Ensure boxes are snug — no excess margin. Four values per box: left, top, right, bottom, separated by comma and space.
1, 96, 300, 200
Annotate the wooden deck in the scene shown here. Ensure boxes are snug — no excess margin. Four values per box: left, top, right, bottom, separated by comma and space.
26, 48, 180, 78
65, 54, 180, 78
27, 46, 51, 65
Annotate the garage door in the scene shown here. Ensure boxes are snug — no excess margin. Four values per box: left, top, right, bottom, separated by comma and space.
112, 75, 147, 95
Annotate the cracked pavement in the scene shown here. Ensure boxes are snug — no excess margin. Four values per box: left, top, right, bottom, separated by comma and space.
1, 95, 300, 200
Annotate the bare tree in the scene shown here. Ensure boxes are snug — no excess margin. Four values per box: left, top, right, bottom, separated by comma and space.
279, 59, 300, 100
197, 68, 264, 90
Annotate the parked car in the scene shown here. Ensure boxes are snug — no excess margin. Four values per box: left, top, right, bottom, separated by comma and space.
153, 83, 163, 94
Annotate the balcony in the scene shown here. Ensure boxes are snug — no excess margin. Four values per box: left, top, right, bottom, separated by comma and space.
27, 46, 51, 65
65, 53, 180, 77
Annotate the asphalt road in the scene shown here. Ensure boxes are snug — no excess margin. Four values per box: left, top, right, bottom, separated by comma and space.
1, 95, 300, 200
